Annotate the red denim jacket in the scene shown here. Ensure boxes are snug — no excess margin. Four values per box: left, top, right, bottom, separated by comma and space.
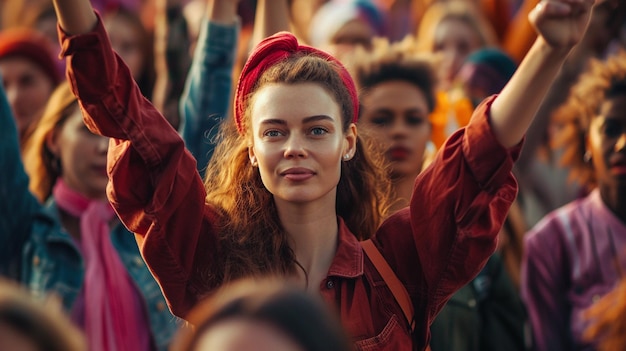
60, 17, 520, 351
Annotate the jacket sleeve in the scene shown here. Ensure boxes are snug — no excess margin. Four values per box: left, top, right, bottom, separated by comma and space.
180, 19, 238, 175
59, 16, 223, 318
374, 96, 521, 337
0, 77, 40, 278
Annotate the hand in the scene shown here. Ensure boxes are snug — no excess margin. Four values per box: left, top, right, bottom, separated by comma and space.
529, 0, 596, 49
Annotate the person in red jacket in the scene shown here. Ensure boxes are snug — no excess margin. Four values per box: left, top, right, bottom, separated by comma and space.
50, 0, 595, 349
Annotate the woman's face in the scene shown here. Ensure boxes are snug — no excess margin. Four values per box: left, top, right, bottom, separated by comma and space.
588, 94, 626, 200
194, 318, 305, 351
248, 82, 356, 207
0, 57, 55, 137
433, 17, 483, 88
360, 80, 431, 179
104, 14, 145, 80
47, 107, 109, 200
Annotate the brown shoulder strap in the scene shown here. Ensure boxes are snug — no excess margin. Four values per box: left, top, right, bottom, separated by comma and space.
361, 239, 415, 332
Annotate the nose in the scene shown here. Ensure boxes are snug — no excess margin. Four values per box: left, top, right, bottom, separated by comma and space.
390, 119, 408, 139
283, 134, 307, 159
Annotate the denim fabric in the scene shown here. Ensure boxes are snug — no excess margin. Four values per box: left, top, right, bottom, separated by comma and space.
0, 78, 179, 351
180, 19, 238, 175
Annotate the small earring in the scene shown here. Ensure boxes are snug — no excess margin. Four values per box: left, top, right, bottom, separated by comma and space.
344, 154, 350, 160
583, 150, 592, 163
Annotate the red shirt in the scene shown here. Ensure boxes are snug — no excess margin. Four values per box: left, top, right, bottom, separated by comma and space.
60, 18, 520, 351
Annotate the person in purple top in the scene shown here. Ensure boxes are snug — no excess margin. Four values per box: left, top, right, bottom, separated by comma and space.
522, 49, 626, 351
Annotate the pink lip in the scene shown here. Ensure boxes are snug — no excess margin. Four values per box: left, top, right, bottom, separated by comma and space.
280, 167, 315, 181
387, 146, 411, 161
606, 152, 626, 176
610, 165, 626, 175
610, 156, 626, 173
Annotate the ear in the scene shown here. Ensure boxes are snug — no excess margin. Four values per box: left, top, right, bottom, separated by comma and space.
343, 123, 357, 160
248, 146, 258, 167
45, 128, 61, 158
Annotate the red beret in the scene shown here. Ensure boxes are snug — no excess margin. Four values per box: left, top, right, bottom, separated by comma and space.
0, 29, 62, 86
234, 31, 358, 135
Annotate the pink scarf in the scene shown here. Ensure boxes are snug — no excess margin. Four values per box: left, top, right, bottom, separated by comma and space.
53, 179, 144, 351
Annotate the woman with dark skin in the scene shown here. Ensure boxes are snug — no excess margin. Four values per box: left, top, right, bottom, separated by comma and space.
522, 49, 626, 351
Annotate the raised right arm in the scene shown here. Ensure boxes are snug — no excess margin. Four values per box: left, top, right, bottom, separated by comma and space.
52, 0, 97, 35
180, 0, 240, 174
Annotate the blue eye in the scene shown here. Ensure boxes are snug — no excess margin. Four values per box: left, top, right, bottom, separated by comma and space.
310, 127, 328, 136
264, 130, 283, 137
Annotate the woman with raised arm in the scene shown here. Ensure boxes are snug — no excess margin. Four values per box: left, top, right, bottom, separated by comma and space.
0, 80, 180, 351
50, 0, 595, 349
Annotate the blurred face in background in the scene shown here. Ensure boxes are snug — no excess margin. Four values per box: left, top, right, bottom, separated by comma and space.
433, 17, 483, 89
0, 57, 55, 137
104, 11, 146, 80
46, 106, 109, 200
588, 94, 626, 201
290, 0, 329, 42
360, 80, 431, 179
327, 19, 376, 60
194, 318, 305, 351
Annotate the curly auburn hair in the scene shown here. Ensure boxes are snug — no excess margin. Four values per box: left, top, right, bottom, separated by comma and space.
551, 50, 626, 191
201, 53, 392, 285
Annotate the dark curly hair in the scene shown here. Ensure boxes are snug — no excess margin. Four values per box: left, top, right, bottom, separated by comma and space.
551, 49, 626, 190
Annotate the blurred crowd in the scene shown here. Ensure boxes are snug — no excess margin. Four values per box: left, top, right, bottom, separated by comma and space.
1, 0, 626, 350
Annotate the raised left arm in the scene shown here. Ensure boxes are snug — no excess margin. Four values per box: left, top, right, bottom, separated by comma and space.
490, 0, 595, 148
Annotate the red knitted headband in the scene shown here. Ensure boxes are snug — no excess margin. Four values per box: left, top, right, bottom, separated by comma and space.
234, 31, 359, 135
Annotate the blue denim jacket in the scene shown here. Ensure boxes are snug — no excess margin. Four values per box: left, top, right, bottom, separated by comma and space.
0, 81, 179, 351
180, 19, 238, 175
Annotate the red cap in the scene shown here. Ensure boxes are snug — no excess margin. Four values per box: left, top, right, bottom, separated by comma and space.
234, 31, 358, 135
0, 29, 62, 86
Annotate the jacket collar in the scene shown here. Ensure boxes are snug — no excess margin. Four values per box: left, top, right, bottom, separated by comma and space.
326, 217, 364, 278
